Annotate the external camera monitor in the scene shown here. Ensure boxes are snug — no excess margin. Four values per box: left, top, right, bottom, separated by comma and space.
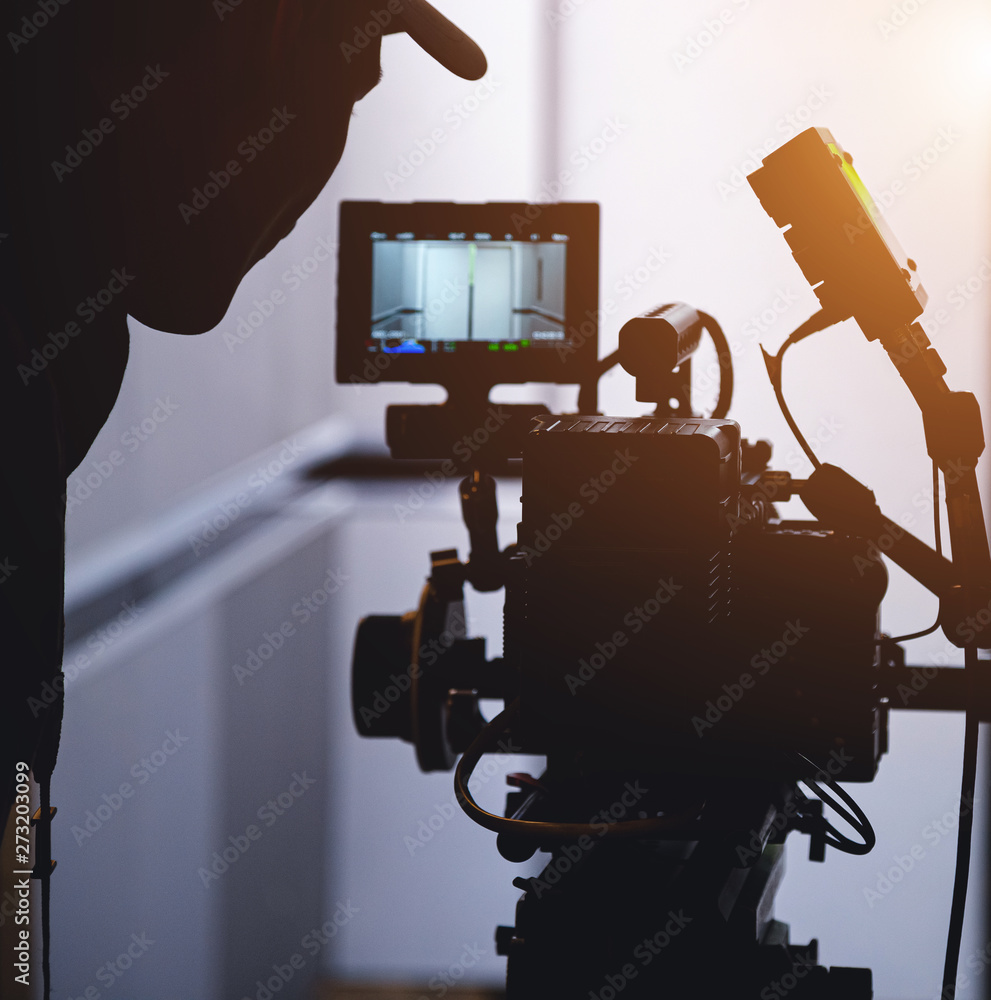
747, 127, 927, 341
336, 201, 600, 393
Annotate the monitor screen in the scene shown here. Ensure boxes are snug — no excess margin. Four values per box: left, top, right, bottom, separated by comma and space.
336, 202, 599, 391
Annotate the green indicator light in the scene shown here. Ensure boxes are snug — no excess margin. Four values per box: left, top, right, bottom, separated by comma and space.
828, 142, 879, 222
488, 343, 499, 351
521, 340, 530, 347
504, 344, 518, 352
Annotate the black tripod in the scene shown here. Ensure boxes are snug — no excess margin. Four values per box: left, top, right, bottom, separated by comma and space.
491, 772, 871, 999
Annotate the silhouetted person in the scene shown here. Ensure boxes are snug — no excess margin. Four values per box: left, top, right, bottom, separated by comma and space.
0, 1, 484, 990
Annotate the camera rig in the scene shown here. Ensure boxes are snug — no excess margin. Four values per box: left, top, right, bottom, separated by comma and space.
341, 129, 991, 998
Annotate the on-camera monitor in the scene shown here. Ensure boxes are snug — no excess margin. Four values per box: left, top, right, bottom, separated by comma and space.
336, 202, 599, 392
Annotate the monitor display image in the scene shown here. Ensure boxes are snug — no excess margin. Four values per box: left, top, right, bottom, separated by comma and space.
370, 238, 567, 351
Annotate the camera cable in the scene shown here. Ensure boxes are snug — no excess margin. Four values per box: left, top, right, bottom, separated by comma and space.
577, 307, 734, 418
788, 751, 876, 856
696, 310, 733, 419
766, 311, 944, 644
453, 700, 706, 839
878, 460, 943, 645
942, 651, 979, 1000
760, 308, 843, 470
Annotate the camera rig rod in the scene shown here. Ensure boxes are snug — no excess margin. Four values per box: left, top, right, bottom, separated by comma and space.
880, 652, 989, 717
876, 321, 991, 638
883, 664, 986, 713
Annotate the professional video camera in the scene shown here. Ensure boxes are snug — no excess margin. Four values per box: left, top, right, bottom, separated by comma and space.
336, 128, 991, 998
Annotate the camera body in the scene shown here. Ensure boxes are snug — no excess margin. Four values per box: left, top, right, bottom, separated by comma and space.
507, 413, 888, 781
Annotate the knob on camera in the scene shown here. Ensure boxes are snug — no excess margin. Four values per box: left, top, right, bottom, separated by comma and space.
352, 614, 416, 740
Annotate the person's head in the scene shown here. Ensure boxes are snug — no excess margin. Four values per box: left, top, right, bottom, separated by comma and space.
127, 0, 487, 332
9, 1, 486, 335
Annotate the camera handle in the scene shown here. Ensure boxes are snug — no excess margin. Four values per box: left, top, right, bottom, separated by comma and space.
459, 469, 504, 593
776, 463, 971, 641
